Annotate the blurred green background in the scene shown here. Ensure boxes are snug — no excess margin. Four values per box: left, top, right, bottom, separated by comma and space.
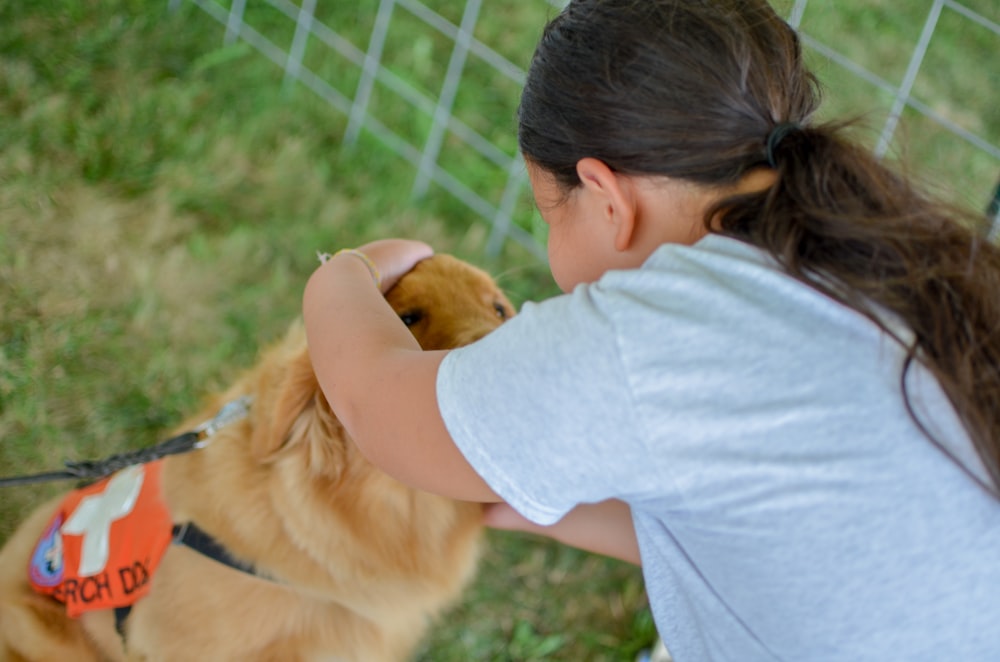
1, 0, 997, 659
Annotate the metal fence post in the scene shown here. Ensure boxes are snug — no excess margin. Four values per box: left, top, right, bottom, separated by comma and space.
412, 0, 481, 199
988, 177, 1000, 241
875, 0, 944, 158
224, 0, 247, 46
284, 0, 316, 90
344, 0, 396, 146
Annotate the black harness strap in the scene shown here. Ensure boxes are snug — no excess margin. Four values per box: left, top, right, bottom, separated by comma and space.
113, 521, 267, 638
114, 606, 132, 638
171, 522, 259, 576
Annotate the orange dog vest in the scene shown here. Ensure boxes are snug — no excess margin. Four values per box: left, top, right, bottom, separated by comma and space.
28, 461, 173, 618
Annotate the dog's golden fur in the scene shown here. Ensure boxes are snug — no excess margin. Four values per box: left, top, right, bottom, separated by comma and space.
0, 254, 515, 661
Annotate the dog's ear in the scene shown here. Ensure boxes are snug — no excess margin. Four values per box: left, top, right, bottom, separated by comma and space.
283, 378, 348, 482
250, 334, 347, 481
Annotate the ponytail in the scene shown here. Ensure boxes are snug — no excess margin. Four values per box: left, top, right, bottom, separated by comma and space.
712, 123, 1000, 495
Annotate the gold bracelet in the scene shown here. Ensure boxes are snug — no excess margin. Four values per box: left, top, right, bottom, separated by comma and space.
317, 249, 382, 289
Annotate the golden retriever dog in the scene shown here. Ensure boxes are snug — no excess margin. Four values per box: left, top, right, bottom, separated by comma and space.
0, 254, 516, 662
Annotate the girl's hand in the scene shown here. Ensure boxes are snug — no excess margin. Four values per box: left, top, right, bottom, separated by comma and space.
354, 239, 434, 293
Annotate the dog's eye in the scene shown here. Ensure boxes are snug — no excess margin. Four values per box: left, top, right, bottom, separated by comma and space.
399, 310, 424, 327
493, 302, 508, 320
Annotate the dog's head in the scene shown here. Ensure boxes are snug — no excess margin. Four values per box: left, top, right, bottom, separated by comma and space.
251, 253, 515, 477
385, 253, 515, 349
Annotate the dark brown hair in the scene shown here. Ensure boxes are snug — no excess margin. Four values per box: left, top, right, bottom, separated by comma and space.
518, 0, 1000, 494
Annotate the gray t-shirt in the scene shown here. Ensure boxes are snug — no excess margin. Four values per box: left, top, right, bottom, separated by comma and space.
437, 234, 1000, 661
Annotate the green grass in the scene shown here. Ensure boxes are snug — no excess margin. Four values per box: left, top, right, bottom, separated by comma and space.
1, 0, 997, 660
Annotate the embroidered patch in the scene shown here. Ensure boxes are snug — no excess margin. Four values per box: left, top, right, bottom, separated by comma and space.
28, 460, 173, 617
29, 513, 65, 587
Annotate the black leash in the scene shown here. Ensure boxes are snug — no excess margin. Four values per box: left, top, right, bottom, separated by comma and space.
0, 396, 252, 488
0, 432, 201, 488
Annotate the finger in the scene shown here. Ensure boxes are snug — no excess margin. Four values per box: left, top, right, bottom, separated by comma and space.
358, 240, 435, 292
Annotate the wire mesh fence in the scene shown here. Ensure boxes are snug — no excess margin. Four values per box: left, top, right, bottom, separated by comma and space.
169, 0, 1000, 255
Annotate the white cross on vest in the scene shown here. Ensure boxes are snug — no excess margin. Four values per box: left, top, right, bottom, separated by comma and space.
61, 465, 145, 577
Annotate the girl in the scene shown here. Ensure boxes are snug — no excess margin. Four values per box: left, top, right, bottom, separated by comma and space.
303, 1, 1000, 659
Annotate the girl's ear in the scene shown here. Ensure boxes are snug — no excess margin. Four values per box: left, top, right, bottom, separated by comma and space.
575, 157, 638, 252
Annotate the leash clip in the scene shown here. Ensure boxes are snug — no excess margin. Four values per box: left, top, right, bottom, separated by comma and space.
193, 395, 253, 447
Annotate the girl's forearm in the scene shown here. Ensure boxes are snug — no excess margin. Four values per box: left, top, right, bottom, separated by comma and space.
486, 499, 641, 565
303, 253, 419, 428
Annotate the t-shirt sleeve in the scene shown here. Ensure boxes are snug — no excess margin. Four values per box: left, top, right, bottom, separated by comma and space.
436, 284, 646, 525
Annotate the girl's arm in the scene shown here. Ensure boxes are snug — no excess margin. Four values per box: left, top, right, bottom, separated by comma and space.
304, 240, 641, 564
486, 499, 641, 565
302, 239, 500, 502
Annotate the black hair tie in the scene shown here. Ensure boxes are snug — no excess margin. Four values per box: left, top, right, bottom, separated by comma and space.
765, 122, 801, 168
